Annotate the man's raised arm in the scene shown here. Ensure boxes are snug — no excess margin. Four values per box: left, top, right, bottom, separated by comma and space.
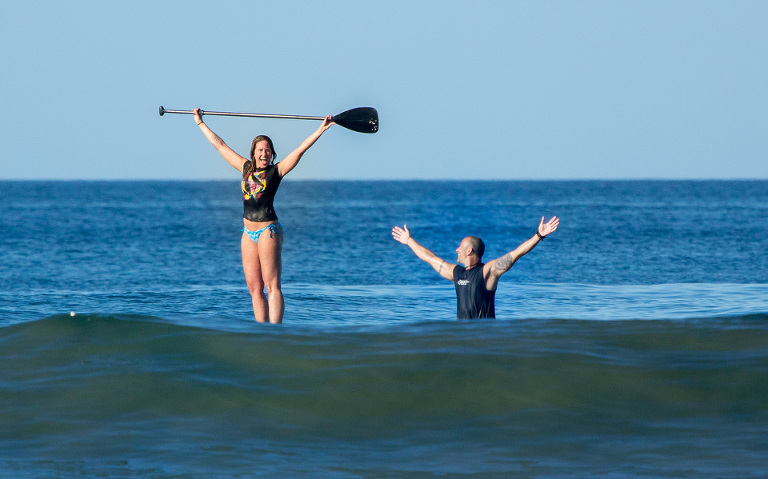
485, 216, 560, 286
392, 225, 455, 281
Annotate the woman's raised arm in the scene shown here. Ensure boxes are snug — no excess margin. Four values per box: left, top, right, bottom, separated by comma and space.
276, 115, 334, 177
193, 108, 248, 173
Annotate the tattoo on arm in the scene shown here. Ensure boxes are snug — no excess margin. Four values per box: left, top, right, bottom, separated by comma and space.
210, 133, 225, 149
493, 253, 514, 272
438, 261, 444, 275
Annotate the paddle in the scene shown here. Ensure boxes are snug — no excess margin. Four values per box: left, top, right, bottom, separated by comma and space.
159, 106, 378, 134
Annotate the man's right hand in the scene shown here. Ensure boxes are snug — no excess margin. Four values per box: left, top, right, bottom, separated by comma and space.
391, 225, 411, 245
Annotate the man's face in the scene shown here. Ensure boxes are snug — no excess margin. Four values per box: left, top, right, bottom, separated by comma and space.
456, 238, 472, 265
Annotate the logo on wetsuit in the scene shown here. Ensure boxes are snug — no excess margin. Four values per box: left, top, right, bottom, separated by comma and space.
243, 170, 267, 200
457, 280, 470, 285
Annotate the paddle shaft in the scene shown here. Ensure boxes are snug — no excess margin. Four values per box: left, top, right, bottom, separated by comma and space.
159, 106, 324, 121
159, 105, 378, 133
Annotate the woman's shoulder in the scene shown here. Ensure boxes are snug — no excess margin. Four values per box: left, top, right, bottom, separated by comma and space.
241, 160, 252, 178
264, 163, 281, 176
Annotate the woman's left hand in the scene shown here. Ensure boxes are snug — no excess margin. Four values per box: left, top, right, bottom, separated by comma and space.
320, 114, 335, 131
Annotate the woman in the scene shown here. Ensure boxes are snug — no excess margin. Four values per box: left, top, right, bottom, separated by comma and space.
193, 108, 334, 323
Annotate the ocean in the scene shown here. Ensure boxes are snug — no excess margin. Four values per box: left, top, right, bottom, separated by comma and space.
1, 180, 767, 478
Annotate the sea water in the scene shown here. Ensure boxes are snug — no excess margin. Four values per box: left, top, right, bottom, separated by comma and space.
1, 180, 767, 477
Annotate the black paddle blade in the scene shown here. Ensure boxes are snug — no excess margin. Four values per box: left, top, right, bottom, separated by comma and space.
332, 107, 379, 133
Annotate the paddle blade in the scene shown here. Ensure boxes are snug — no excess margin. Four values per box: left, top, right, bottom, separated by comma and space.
332, 107, 379, 133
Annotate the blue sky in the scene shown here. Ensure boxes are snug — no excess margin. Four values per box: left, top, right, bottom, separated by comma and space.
2, 1, 766, 180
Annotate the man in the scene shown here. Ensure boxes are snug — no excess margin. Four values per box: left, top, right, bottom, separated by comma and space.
391, 217, 559, 319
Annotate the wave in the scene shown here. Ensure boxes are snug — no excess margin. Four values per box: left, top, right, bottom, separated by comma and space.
2, 313, 767, 478
3, 313, 767, 414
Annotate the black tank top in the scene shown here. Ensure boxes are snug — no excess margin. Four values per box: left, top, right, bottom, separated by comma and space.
241, 163, 282, 222
453, 264, 496, 319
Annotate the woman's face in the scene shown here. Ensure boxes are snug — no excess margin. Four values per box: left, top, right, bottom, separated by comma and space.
252, 140, 273, 168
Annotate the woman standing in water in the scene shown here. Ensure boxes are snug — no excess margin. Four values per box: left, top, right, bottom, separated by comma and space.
193, 108, 334, 323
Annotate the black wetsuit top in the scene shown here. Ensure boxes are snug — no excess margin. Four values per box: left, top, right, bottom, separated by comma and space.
453, 264, 496, 319
241, 162, 282, 222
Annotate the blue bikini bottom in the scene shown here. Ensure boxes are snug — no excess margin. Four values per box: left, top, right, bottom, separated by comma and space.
242, 223, 282, 243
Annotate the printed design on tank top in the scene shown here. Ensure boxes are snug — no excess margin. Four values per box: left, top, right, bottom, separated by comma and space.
242, 169, 267, 200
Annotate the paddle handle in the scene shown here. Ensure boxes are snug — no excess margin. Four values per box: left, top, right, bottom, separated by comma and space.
158, 106, 324, 121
